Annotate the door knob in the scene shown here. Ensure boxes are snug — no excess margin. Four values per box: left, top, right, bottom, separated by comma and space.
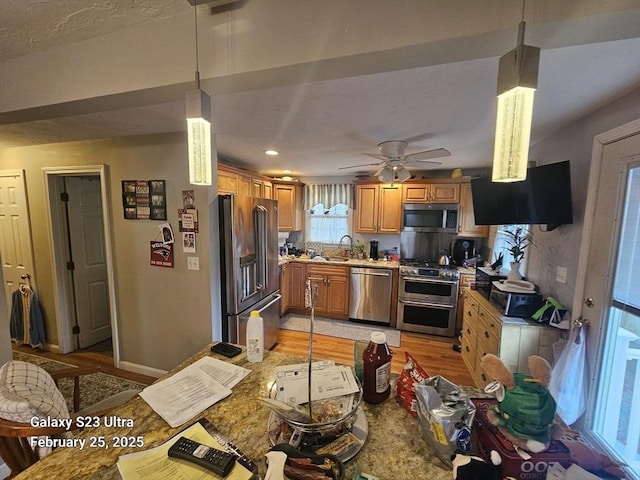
584, 297, 595, 308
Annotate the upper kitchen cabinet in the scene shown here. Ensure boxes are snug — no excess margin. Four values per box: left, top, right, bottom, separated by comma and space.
217, 164, 273, 199
273, 181, 305, 232
402, 181, 460, 204
458, 182, 489, 237
354, 183, 402, 233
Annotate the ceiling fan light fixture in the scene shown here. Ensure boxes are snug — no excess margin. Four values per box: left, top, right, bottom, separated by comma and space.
395, 166, 412, 182
378, 166, 395, 183
492, 2, 539, 183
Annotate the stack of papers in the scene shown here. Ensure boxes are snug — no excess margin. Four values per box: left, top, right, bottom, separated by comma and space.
117, 422, 254, 480
274, 360, 359, 405
139, 356, 251, 428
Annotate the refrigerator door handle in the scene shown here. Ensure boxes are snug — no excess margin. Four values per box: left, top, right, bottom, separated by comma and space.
258, 293, 282, 312
255, 205, 268, 291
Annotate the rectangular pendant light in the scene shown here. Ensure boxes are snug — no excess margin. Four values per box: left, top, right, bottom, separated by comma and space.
186, 89, 212, 186
492, 21, 540, 183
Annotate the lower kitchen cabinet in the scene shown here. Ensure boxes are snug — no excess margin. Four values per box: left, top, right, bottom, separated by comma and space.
306, 264, 350, 319
460, 289, 561, 388
280, 263, 290, 315
287, 262, 307, 311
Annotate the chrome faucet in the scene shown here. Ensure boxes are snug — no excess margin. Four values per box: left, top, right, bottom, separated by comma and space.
338, 235, 353, 256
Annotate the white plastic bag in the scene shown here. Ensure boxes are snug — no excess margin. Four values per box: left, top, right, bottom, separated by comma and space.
549, 326, 588, 425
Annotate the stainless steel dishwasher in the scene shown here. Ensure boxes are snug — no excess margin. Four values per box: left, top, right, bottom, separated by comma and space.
349, 267, 393, 324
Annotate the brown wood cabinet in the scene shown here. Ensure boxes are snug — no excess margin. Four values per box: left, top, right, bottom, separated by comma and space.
354, 183, 402, 233
273, 181, 305, 232
216, 164, 273, 199
457, 182, 489, 237
402, 181, 460, 204
287, 262, 307, 311
306, 264, 350, 319
460, 289, 561, 388
280, 263, 290, 315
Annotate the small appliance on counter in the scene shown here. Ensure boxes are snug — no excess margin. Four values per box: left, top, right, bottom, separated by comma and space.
369, 240, 379, 260
475, 266, 507, 300
489, 280, 544, 318
452, 239, 476, 266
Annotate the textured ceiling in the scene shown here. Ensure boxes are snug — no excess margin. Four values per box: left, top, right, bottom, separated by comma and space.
1, 1, 640, 178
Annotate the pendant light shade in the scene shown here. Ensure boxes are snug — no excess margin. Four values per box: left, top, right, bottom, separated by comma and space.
186, 89, 212, 185
492, 11, 540, 183
186, 2, 214, 186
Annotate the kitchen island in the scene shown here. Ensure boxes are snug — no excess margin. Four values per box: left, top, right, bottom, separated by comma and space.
14, 346, 456, 480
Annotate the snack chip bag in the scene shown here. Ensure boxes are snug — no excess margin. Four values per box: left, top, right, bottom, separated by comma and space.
396, 352, 430, 415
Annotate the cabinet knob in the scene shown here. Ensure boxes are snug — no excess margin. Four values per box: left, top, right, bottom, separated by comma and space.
484, 331, 489, 339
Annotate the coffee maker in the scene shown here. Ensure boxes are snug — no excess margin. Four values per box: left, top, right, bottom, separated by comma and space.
369, 240, 379, 260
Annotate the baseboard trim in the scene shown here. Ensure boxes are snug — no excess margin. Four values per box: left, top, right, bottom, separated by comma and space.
0, 460, 10, 480
118, 361, 166, 379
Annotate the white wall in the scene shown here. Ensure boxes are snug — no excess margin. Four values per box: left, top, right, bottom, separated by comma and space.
527, 87, 640, 310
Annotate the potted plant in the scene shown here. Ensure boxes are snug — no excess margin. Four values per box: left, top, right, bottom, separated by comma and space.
500, 227, 534, 280
353, 241, 366, 260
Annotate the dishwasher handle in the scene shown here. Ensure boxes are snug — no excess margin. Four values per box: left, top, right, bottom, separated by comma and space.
350, 268, 392, 277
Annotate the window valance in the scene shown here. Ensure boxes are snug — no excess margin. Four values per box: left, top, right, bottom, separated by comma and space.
303, 184, 354, 211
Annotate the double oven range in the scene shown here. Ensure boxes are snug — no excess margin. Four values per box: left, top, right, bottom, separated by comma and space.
396, 259, 460, 337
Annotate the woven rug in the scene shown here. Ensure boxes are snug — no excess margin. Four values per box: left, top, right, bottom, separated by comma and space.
11, 351, 144, 413
280, 314, 401, 347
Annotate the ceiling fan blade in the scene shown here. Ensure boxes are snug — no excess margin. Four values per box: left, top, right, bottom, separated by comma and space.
337, 161, 384, 170
405, 148, 451, 162
362, 153, 387, 161
403, 160, 442, 168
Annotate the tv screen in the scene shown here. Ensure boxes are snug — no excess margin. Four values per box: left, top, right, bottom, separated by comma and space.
470, 161, 573, 228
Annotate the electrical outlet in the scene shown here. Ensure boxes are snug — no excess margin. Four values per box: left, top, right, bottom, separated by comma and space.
556, 266, 567, 284
187, 257, 200, 271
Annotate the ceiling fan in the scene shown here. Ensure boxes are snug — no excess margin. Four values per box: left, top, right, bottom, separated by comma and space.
338, 140, 451, 183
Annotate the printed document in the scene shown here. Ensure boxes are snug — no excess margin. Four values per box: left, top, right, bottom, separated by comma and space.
275, 362, 359, 404
139, 356, 250, 427
117, 422, 253, 480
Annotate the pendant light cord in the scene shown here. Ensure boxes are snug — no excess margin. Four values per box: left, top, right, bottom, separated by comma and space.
193, 5, 200, 89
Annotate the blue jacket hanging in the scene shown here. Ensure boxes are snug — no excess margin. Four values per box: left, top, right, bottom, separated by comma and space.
10, 285, 46, 348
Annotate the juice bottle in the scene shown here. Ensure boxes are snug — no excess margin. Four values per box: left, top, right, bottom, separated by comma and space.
362, 331, 392, 404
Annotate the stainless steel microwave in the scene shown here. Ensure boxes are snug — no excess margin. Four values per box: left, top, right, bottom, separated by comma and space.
489, 287, 544, 318
402, 203, 459, 233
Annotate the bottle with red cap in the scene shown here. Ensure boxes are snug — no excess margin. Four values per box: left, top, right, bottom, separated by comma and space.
362, 331, 393, 404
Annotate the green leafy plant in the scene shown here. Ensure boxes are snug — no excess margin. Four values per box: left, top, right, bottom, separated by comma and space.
353, 241, 366, 257
500, 227, 534, 263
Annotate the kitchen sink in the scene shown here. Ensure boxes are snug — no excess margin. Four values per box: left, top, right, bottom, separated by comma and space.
324, 257, 350, 262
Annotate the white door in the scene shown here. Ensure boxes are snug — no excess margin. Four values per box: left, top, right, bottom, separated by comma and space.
580, 127, 640, 478
0, 170, 35, 316
65, 176, 111, 348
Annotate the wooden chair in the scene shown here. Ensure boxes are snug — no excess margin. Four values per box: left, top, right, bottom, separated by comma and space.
0, 362, 139, 478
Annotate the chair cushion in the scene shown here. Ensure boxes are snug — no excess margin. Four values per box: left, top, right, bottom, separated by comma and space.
0, 360, 70, 423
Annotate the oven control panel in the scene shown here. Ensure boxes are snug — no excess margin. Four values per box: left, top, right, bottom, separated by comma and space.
400, 266, 460, 280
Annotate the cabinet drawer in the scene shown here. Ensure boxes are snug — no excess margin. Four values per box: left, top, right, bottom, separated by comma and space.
478, 304, 501, 339
461, 328, 476, 366
477, 322, 500, 355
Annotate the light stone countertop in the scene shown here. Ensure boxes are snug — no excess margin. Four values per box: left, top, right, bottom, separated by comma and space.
279, 256, 400, 269
14, 346, 467, 480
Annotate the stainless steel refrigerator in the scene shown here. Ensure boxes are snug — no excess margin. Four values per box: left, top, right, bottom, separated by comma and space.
219, 194, 281, 349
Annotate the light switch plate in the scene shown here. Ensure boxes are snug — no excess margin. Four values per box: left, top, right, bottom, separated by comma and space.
187, 257, 200, 271
556, 266, 567, 283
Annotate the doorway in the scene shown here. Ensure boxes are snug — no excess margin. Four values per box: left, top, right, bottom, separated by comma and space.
43, 166, 120, 365
577, 120, 640, 479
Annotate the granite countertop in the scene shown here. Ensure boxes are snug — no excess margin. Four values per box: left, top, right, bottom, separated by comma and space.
14, 347, 468, 480
280, 256, 400, 269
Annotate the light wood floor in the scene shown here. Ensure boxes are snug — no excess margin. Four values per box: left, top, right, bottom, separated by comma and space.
12, 343, 156, 386
273, 329, 475, 386
14, 330, 475, 388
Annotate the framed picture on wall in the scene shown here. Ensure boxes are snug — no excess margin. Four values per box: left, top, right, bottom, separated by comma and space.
122, 179, 166, 220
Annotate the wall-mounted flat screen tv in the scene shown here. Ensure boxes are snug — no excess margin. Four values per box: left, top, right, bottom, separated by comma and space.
470, 160, 573, 230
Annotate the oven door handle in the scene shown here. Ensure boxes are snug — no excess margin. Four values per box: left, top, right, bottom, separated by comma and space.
401, 276, 458, 285
398, 299, 456, 309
